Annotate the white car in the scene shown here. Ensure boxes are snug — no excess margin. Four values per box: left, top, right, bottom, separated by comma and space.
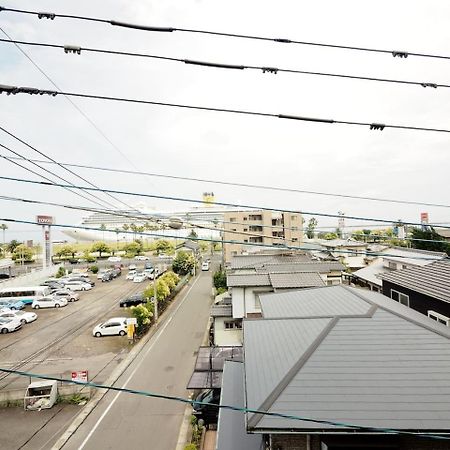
93, 317, 127, 337
128, 264, 137, 270
97, 270, 108, 280
53, 289, 80, 302
202, 261, 210, 271
61, 281, 92, 291
143, 269, 154, 280
133, 273, 146, 283
108, 256, 122, 262
32, 296, 68, 309
0, 317, 22, 333
135, 255, 149, 261
158, 253, 168, 259
126, 271, 137, 280
0, 310, 37, 324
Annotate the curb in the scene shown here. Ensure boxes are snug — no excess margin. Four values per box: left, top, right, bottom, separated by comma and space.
52, 277, 194, 450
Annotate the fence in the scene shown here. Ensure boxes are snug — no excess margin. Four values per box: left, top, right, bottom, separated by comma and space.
0, 264, 62, 289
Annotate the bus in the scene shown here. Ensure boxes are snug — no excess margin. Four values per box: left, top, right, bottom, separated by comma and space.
0, 286, 52, 306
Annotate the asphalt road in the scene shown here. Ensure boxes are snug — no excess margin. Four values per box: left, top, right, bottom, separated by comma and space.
62, 269, 213, 450
0, 271, 146, 391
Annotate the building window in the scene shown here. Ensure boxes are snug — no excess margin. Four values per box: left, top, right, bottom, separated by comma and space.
249, 225, 263, 232
292, 238, 298, 242
388, 261, 397, 270
243, 228, 248, 232
428, 310, 450, 326
291, 215, 297, 220
224, 320, 242, 330
243, 217, 247, 221
402, 265, 407, 269
231, 228, 237, 232
229, 217, 236, 222
244, 239, 248, 242
249, 214, 263, 221
249, 236, 263, 243
391, 289, 409, 307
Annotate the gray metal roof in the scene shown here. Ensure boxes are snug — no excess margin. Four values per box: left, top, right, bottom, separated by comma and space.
258, 261, 345, 273
259, 286, 372, 318
210, 304, 233, 317
320, 239, 368, 248
227, 273, 271, 287
269, 272, 325, 289
230, 254, 312, 269
380, 260, 450, 303
381, 246, 446, 266
216, 361, 263, 450
243, 285, 450, 432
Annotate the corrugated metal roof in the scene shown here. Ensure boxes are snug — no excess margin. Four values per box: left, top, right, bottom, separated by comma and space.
258, 261, 345, 273
259, 285, 372, 318
210, 304, 233, 317
227, 273, 271, 287
243, 286, 450, 431
381, 246, 446, 266
380, 260, 450, 303
216, 361, 263, 450
269, 272, 325, 289
230, 254, 312, 269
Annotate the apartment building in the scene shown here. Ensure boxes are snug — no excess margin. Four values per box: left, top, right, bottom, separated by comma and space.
223, 210, 302, 263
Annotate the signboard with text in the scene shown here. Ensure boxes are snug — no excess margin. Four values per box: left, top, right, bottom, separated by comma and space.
71, 370, 88, 383
36, 215, 54, 225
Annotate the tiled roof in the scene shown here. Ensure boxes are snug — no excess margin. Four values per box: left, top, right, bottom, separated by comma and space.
258, 261, 345, 273
230, 254, 312, 269
244, 285, 450, 432
380, 260, 450, 303
227, 273, 271, 287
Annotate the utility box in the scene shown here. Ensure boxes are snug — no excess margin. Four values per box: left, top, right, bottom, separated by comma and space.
24, 380, 58, 411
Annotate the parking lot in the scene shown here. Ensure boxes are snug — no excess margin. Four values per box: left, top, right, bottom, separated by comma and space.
0, 264, 153, 392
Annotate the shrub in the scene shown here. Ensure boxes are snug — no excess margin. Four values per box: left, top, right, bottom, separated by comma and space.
184, 445, 197, 450
213, 270, 227, 290
55, 267, 66, 278
159, 271, 179, 291
131, 304, 153, 330
89, 265, 99, 274
172, 251, 195, 275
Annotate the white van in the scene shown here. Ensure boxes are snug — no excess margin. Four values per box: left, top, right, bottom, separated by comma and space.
93, 317, 127, 337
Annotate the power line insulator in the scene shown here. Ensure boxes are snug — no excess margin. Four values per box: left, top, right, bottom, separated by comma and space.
370, 123, 385, 131
262, 67, 278, 74
37, 12, 55, 20
64, 45, 82, 55
421, 82, 437, 89
392, 51, 408, 58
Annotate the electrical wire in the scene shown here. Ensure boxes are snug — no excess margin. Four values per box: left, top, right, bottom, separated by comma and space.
1, 174, 449, 231
2, 6, 450, 62
0, 37, 446, 90
1, 217, 446, 261
1, 84, 449, 134
1, 368, 450, 441
0, 124, 137, 213
0, 25, 145, 186
2, 155, 449, 210
0, 144, 111, 209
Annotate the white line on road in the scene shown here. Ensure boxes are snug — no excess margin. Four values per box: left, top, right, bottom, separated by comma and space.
77, 275, 201, 450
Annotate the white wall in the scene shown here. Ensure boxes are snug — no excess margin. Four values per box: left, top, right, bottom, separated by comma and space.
232, 286, 273, 318
214, 317, 242, 346
0, 264, 62, 289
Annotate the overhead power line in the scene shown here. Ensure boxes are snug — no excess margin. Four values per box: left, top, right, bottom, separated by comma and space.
1, 84, 449, 134
0, 37, 446, 90
2, 368, 450, 441
2, 6, 450, 62
1, 217, 446, 261
0, 126, 137, 212
2, 154, 449, 209
0, 25, 144, 183
1, 174, 450, 230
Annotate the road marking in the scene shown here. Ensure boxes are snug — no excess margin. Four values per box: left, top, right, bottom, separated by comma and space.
77, 275, 201, 450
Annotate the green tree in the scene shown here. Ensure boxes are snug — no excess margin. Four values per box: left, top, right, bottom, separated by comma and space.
100, 223, 106, 241
410, 227, 450, 254
305, 218, 318, 239
172, 251, 195, 275
12, 244, 34, 262
131, 304, 153, 330
324, 232, 338, 240
123, 240, 143, 256
55, 266, 66, 278
0, 223, 7, 248
55, 244, 76, 259
159, 271, 180, 291
187, 229, 198, 239
7, 240, 21, 253
91, 241, 111, 258
155, 239, 174, 255
213, 270, 227, 290
144, 279, 171, 302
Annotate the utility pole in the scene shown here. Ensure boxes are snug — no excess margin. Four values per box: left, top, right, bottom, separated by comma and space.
153, 265, 158, 322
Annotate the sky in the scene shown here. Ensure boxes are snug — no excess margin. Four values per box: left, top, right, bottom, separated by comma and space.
1, 0, 450, 244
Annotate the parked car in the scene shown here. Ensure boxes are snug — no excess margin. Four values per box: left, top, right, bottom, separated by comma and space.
108, 256, 122, 262
40, 280, 65, 291
62, 277, 95, 287
110, 268, 121, 278
143, 269, 154, 280
128, 264, 137, 271
93, 317, 127, 337
0, 317, 22, 333
202, 261, 210, 271
126, 271, 137, 280
158, 253, 168, 259
53, 289, 79, 302
192, 389, 220, 425
135, 255, 149, 261
59, 281, 92, 291
97, 270, 109, 280
32, 296, 68, 309
0, 299, 25, 310
144, 262, 154, 270
101, 271, 114, 282
0, 310, 37, 324
133, 272, 147, 283
120, 294, 145, 308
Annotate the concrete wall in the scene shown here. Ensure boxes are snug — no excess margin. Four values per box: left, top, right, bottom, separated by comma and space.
0, 264, 62, 289
231, 286, 273, 318
214, 317, 242, 346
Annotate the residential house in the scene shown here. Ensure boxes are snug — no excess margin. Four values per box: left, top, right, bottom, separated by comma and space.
223, 210, 303, 263
216, 285, 450, 450
381, 259, 450, 325
319, 238, 369, 271
352, 246, 446, 292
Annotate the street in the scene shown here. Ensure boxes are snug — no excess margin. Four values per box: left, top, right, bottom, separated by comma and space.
61, 269, 213, 449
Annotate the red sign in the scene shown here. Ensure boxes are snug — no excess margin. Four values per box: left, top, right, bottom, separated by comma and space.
71, 370, 88, 383
36, 215, 54, 225
420, 212, 429, 223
